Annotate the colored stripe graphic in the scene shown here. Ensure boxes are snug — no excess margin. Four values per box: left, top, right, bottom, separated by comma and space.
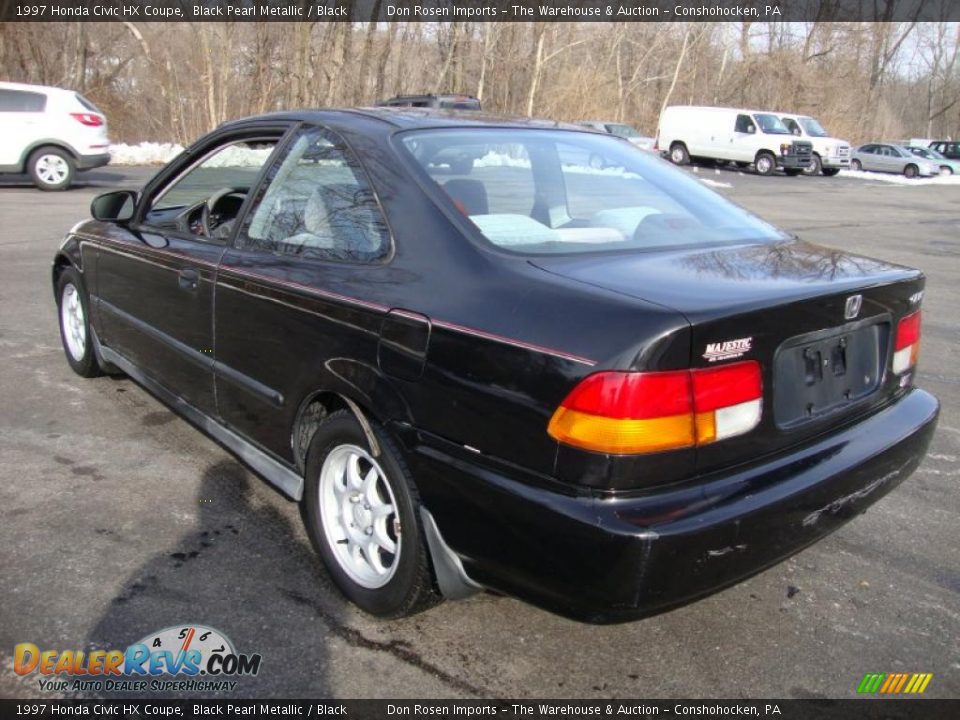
858, 672, 932, 694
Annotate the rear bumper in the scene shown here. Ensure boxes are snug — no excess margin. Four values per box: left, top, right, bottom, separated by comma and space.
411, 389, 939, 623
76, 153, 111, 171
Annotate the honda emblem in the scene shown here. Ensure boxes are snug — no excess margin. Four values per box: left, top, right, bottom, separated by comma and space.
844, 294, 862, 320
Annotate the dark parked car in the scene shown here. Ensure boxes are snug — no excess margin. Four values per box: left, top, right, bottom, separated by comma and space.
377, 94, 481, 111
928, 140, 960, 160
53, 109, 938, 623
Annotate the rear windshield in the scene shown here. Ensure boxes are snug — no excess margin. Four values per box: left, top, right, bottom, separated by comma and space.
400, 128, 786, 255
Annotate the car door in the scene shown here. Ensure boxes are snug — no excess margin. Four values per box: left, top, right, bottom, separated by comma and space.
0, 88, 46, 167
213, 124, 392, 460
729, 113, 757, 162
94, 126, 287, 413
858, 145, 878, 171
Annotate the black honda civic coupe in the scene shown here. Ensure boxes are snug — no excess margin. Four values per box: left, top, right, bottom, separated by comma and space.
53, 109, 939, 623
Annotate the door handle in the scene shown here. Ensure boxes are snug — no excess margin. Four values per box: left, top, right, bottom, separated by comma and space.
178, 267, 200, 291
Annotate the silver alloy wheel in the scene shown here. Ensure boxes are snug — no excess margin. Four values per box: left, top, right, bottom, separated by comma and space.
35, 154, 69, 185
60, 283, 86, 361
756, 155, 774, 174
671, 147, 685, 163
318, 444, 400, 589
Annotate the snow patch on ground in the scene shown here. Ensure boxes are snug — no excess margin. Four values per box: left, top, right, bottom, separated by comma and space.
838, 169, 960, 186
109, 142, 183, 165
700, 178, 733, 189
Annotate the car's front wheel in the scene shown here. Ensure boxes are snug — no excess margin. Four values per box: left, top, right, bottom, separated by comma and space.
302, 410, 440, 618
754, 152, 777, 176
851, 159, 862, 172
56, 267, 103, 378
904, 164, 918, 179
28, 147, 75, 191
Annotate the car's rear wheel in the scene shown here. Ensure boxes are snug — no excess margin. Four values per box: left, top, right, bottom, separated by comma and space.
851, 159, 862, 172
28, 147, 75, 191
56, 267, 103, 378
803, 154, 822, 176
669, 142, 690, 165
302, 410, 440, 618
904, 164, 918, 178
754, 152, 776, 176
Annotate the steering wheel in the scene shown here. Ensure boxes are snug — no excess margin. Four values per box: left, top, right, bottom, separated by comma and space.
200, 186, 248, 237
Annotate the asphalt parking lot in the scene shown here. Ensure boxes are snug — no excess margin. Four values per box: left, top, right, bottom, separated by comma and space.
1, 164, 957, 700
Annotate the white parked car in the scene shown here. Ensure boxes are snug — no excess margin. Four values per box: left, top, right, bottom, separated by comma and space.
658, 105, 813, 176
777, 113, 850, 176
0, 81, 110, 190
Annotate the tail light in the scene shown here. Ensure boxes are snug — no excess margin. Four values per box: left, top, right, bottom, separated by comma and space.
548, 361, 762, 454
70, 112, 104, 127
892, 311, 921, 374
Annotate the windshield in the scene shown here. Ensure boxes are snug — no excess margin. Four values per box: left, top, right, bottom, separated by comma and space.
399, 128, 786, 255
911, 146, 943, 160
606, 123, 640, 138
798, 117, 829, 137
754, 114, 791, 135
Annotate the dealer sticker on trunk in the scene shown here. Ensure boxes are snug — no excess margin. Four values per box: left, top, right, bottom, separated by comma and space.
703, 337, 753, 362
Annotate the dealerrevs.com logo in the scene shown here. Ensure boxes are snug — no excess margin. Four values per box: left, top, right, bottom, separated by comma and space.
14, 624, 262, 693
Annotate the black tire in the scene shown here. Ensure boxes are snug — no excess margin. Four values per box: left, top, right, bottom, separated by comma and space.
784, 169, 803, 177
754, 151, 777, 176
904, 164, 918, 179
851, 159, 862, 172
56, 266, 103, 378
803, 154, 822, 176
28, 146, 75, 191
301, 410, 441, 618
669, 142, 690, 166
822, 168, 841, 177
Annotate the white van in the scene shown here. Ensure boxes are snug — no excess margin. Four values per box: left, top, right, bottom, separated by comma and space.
776, 113, 850, 176
658, 105, 813, 176
0, 81, 110, 190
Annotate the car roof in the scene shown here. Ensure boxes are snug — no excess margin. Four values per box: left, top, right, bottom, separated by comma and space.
0, 81, 76, 96
218, 107, 587, 134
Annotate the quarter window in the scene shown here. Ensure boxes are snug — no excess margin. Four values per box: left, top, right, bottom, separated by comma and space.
240, 128, 389, 263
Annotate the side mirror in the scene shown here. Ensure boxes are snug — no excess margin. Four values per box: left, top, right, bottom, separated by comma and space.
91, 190, 137, 223
748, 125, 756, 134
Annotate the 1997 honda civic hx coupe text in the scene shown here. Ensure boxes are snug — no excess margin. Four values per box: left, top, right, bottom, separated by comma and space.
53, 109, 939, 623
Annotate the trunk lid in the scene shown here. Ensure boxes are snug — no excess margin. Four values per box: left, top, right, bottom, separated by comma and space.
533, 239, 925, 472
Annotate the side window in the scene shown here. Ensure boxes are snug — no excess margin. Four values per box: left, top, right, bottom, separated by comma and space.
0, 89, 46, 112
240, 128, 389, 263
782, 118, 800, 135
735, 114, 755, 133
861, 145, 876, 154
143, 137, 279, 240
